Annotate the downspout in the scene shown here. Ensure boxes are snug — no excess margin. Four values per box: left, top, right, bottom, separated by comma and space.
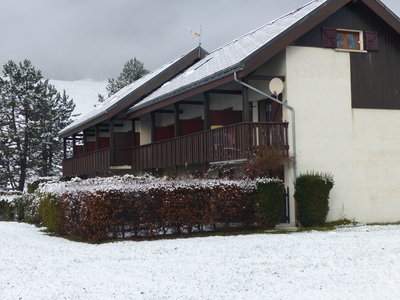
233, 71, 297, 182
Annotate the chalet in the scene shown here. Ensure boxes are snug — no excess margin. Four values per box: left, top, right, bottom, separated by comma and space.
60, 0, 400, 224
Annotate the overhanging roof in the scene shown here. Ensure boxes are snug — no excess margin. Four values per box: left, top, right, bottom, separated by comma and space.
127, 0, 399, 118
59, 46, 207, 138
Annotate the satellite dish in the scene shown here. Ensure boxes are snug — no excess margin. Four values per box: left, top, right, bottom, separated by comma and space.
269, 77, 284, 96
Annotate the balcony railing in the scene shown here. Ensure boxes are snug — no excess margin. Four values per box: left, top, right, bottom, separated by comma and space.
63, 148, 110, 177
132, 122, 288, 171
63, 122, 289, 176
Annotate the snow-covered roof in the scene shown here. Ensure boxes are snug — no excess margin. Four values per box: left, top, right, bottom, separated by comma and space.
128, 0, 328, 114
59, 47, 206, 138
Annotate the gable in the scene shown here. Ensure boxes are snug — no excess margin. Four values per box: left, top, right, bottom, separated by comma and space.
294, 1, 400, 109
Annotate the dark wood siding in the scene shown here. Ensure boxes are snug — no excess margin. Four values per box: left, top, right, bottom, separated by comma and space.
294, 1, 400, 109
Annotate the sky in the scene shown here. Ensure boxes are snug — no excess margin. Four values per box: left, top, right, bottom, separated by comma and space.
0, 0, 399, 81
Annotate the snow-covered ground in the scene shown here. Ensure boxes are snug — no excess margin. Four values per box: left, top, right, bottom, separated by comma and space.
1, 222, 400, 300
50, 79, 107, 116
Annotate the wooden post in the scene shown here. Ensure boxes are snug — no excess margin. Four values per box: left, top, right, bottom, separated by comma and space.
95, 125, 100, 150
174, 103, 180, 137
150, 112, 156, 143
72, 134, 76, 157
110, 119, 115, 165
242, 79, 250, 122
131, 119, 136, 147
203, 92, 210, 130
63, 138, 67, 159
83, 129, 87, 154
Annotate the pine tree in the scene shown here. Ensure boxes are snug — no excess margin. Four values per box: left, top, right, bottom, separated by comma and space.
98, 58, 149, 102
0, 60, 75, 190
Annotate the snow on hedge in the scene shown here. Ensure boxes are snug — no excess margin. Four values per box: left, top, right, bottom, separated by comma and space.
37, 175, 275, 196
0, 190, 22, 203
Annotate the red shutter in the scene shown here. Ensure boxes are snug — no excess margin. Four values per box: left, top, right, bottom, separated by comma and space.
321, 28, 337, 48
365, 31, 379, 51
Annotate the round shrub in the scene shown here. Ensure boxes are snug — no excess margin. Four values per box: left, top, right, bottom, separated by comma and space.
253, 179, 285, 228
294, 172, 334, 227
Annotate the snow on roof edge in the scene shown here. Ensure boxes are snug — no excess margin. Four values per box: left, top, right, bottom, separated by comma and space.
59, 46, 204, 137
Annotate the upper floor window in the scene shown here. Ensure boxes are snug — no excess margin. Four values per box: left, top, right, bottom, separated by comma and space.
336, 30, 361, 50
322, 28, 379, 52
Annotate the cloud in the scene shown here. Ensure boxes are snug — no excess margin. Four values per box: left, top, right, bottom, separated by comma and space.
0, 0, 398, 80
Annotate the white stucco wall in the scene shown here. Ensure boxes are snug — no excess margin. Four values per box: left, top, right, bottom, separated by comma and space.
285, 45, 400, 223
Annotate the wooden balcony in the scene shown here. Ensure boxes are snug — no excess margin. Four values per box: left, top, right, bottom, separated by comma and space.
63, 148, 110, 177
132, 122, 288, 171
63, 122, 289, 176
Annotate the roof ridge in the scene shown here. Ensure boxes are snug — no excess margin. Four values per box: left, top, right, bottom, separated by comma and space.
208, 0, 325, 55
97, 46, 205, 111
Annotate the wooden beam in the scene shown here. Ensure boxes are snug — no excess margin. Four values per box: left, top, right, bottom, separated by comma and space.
174, 103, 180, 137
72, 134, 76, 157
110, 119, 115, 165
83, 129, 89, 154
180, 100, 203, 105
155, 109, 183, 114
209, 89, 242, 95
131, 120, 136, 147
242, 79, 250, 122
63, 138, 67, 160
248, 75, 285, 81
95, 125, 100, 151
203, 92, 210, 130
150, 111, 156, 143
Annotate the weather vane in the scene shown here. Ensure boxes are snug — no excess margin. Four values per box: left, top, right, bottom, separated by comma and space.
189, 25, 202, 47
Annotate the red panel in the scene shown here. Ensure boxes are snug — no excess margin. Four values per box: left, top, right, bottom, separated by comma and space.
75, 145, 84, 156
210, 108, 242, 126
135, 132, 140, 146
156, 125, 174, 141
86, 142, 96, 153
180, 117, 204, 135
99, 137, 110, 149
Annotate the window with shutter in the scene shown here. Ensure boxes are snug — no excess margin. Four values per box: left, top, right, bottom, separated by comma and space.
322, 28, 374, 52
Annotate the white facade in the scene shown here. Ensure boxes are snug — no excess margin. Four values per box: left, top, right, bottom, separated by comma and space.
282, 45, 400, 223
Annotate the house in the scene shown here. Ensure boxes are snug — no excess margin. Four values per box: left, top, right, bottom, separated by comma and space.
60, 0, 400, 224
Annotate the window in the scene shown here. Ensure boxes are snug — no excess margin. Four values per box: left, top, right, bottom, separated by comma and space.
336, 30, 361, 50
322, 28, 379, 52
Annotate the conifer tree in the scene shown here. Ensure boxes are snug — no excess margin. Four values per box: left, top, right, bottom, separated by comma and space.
0, 60, 75, 190
98, 58, 149, 102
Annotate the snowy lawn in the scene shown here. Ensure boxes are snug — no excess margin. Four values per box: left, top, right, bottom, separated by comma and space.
1, 222, 400, 300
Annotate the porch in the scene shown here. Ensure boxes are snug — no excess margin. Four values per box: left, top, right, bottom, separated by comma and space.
62, 121, 289, 177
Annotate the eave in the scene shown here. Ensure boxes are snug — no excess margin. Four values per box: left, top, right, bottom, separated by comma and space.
59, 46, 207, 138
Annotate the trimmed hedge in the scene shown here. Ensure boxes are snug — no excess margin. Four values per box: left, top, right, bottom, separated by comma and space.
294, 172, 334, 227
254, 179, 285, 229
34, 177, 286, 242
38, 194, 62, 233
0, 200, 14, 220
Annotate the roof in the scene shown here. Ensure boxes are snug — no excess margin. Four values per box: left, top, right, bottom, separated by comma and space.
59, 47, 207, 138
128, 0, 400, 117
128, 0, 328, 115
